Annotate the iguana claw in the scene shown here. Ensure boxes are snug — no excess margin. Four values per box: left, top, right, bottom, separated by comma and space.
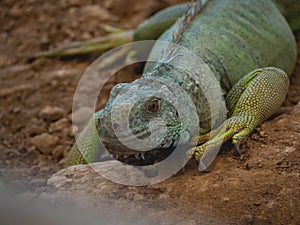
197, 160, 209, 173
233, 144, 241, 156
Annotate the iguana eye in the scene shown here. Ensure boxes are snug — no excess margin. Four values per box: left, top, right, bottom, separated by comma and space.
147, 99, 160, 113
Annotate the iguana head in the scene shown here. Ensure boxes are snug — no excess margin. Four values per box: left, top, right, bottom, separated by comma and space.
97, 77, 191, 164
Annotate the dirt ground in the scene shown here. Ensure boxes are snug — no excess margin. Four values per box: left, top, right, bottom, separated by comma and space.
0, 0, 300, 224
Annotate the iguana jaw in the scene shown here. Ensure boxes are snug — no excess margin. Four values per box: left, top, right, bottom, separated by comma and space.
98, 124, 181, 163
101, 137, 166, 162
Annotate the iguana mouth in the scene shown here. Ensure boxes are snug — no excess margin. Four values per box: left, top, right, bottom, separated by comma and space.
99, 126, 180, 165
101, 138, 176, 165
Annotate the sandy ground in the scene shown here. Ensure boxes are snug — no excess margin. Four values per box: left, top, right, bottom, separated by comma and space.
0, 0, 300, 224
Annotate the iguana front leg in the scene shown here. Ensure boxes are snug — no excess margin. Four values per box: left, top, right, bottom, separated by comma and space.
65, 110, 104, 167
189, 67, 289, 170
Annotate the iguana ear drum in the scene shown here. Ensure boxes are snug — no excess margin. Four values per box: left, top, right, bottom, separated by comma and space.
147, 98, 161, 113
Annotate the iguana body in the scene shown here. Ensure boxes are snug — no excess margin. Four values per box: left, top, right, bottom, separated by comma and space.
65, 0, 299, 170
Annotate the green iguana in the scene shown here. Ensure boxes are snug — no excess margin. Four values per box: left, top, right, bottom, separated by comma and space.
64, 0, 300, 171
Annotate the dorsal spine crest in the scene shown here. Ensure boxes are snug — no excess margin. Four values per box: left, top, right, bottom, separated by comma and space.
170, 0, 210, 44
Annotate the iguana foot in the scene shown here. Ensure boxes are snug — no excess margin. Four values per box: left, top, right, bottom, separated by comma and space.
188, 115, 255, 169
188, 67, 289, 171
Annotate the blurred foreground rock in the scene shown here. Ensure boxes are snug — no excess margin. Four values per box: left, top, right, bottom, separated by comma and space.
46, 161, 226, 225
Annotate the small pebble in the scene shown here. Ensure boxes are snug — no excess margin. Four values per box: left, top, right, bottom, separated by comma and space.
9, 4, 23, 17
80, 5, 118, 21
125, 191, 144, 201
222, 197, 230, 202
52, 145, 64, 161
49, 118, 70, 132
240, 214, 253, 224
28, 124, 47, 136
254, 201, 261, 206
39, 106, 64, 121
31, 133, 59, 155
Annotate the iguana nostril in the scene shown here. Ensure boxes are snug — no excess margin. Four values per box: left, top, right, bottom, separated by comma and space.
113, 122, 120, 131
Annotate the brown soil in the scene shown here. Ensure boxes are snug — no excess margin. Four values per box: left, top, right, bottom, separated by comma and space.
0, 1, 299, 224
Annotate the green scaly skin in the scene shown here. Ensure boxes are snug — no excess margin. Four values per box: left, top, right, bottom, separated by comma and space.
66, 0, 299, 170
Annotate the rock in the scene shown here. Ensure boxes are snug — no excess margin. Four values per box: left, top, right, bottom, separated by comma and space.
46, 69, 80, 80
52, 145, 64, 161
292, 102, 300, 120
240, 214, 254, 224
125, 191, 144, 201
80, 5, 118, 21
40, 35, 50, 51
31, 133, 59, 155
49, 118, 70, 132
12, 107, 21, 113
284, 146, 296, 154
4, 64, 32, 74
45, 162, 227, 224
39, 106, 64, 121
81, 32, 92, 40
254, 201, 261, 206
0, 84, 33, 97
48, 161, 152, 190
27, 119, 47, 136
276, 159, 284, 166
222, 197, 230, 202
9, 4, 23, 18
266, 201, 276, 209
